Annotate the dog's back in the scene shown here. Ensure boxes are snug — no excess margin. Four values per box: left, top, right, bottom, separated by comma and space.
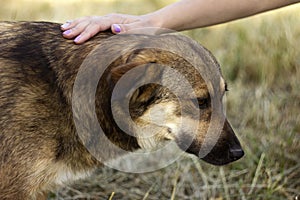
0, 22, 144, 199
0, 22, 101, 199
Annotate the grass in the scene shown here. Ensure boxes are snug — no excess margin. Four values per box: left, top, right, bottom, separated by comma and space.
1, 0, 299, 199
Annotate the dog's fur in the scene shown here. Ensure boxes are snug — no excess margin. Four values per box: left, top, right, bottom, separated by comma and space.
0, 22, 244, 199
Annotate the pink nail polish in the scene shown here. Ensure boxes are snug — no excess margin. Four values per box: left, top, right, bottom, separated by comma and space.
74, 35, 81, 43
112, 24, 121, 33
61, 22, 70, 29
63, 30, 72, 35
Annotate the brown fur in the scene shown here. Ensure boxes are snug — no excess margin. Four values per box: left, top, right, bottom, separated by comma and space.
0, 21, 243, 199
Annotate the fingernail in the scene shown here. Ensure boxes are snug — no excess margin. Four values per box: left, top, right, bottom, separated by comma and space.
61, 22, 70, 29
63, 29, 72, 35
112, 24, 121, 33
74, 35, 81, 43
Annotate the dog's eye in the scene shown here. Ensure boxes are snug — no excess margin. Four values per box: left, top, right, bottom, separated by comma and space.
197, 98, 209, 109
190, 98, 208, 109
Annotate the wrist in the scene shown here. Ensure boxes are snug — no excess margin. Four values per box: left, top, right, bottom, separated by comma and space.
141, 13, 164, 29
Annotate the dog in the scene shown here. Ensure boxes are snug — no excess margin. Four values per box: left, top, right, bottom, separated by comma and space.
0, 21, 244, 199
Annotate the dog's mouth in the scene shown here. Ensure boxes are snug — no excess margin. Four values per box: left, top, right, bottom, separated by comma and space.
182, 140, 244, 165
199, 144, 244, 165
175, 123, 244, 166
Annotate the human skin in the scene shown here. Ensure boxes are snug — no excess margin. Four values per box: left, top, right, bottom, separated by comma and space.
61, 0, 300, 44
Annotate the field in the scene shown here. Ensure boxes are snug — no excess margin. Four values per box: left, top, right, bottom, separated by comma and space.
1, 0, 299, 199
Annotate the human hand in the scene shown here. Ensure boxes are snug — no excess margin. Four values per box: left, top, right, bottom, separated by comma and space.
61, 14, 156, 44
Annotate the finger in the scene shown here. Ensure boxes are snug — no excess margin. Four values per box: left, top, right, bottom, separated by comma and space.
60, 19, 81, 31
73, 24, 102, 44
111, 22, 146, 34
62, 21, 90, 39
61, 21, 72, 30
111, 24, 122, 34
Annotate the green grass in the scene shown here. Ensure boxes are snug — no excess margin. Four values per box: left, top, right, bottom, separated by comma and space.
1, 1, 299, 199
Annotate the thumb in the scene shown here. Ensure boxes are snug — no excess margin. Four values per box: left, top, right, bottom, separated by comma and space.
111, 24, 124, 34
111, 23, 138, 34
111, 22, 152, 34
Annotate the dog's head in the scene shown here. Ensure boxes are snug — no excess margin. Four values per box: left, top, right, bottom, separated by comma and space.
107, 35, 244, 165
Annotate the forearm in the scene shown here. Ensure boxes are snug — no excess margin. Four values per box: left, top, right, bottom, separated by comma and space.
144, 0, 300, 31
61, 0, 299, 43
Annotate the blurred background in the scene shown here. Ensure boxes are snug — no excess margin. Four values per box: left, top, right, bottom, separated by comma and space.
1, 0, 299, 199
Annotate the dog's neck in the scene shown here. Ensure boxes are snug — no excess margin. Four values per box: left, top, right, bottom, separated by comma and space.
43, 28, 140, 155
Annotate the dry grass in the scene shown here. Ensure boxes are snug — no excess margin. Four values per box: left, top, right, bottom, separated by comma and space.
1, 1, 299, 199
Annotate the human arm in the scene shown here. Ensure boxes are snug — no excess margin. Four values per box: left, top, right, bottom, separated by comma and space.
144, 0, 300, 31
61, 0, 300, 44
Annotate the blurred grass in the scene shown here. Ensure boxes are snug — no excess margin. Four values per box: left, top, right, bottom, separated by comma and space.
1, 0, 299, 199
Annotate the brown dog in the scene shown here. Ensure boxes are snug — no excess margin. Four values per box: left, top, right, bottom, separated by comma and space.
0, 22, 244, 199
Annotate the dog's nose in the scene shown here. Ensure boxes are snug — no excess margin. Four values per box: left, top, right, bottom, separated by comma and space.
229, 148, 244, 160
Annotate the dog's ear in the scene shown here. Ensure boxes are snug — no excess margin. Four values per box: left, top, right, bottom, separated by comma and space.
107, 57, 163, 104
107, 60, 151, 102
109, 48, 165, 84
110, 61, 145, 84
